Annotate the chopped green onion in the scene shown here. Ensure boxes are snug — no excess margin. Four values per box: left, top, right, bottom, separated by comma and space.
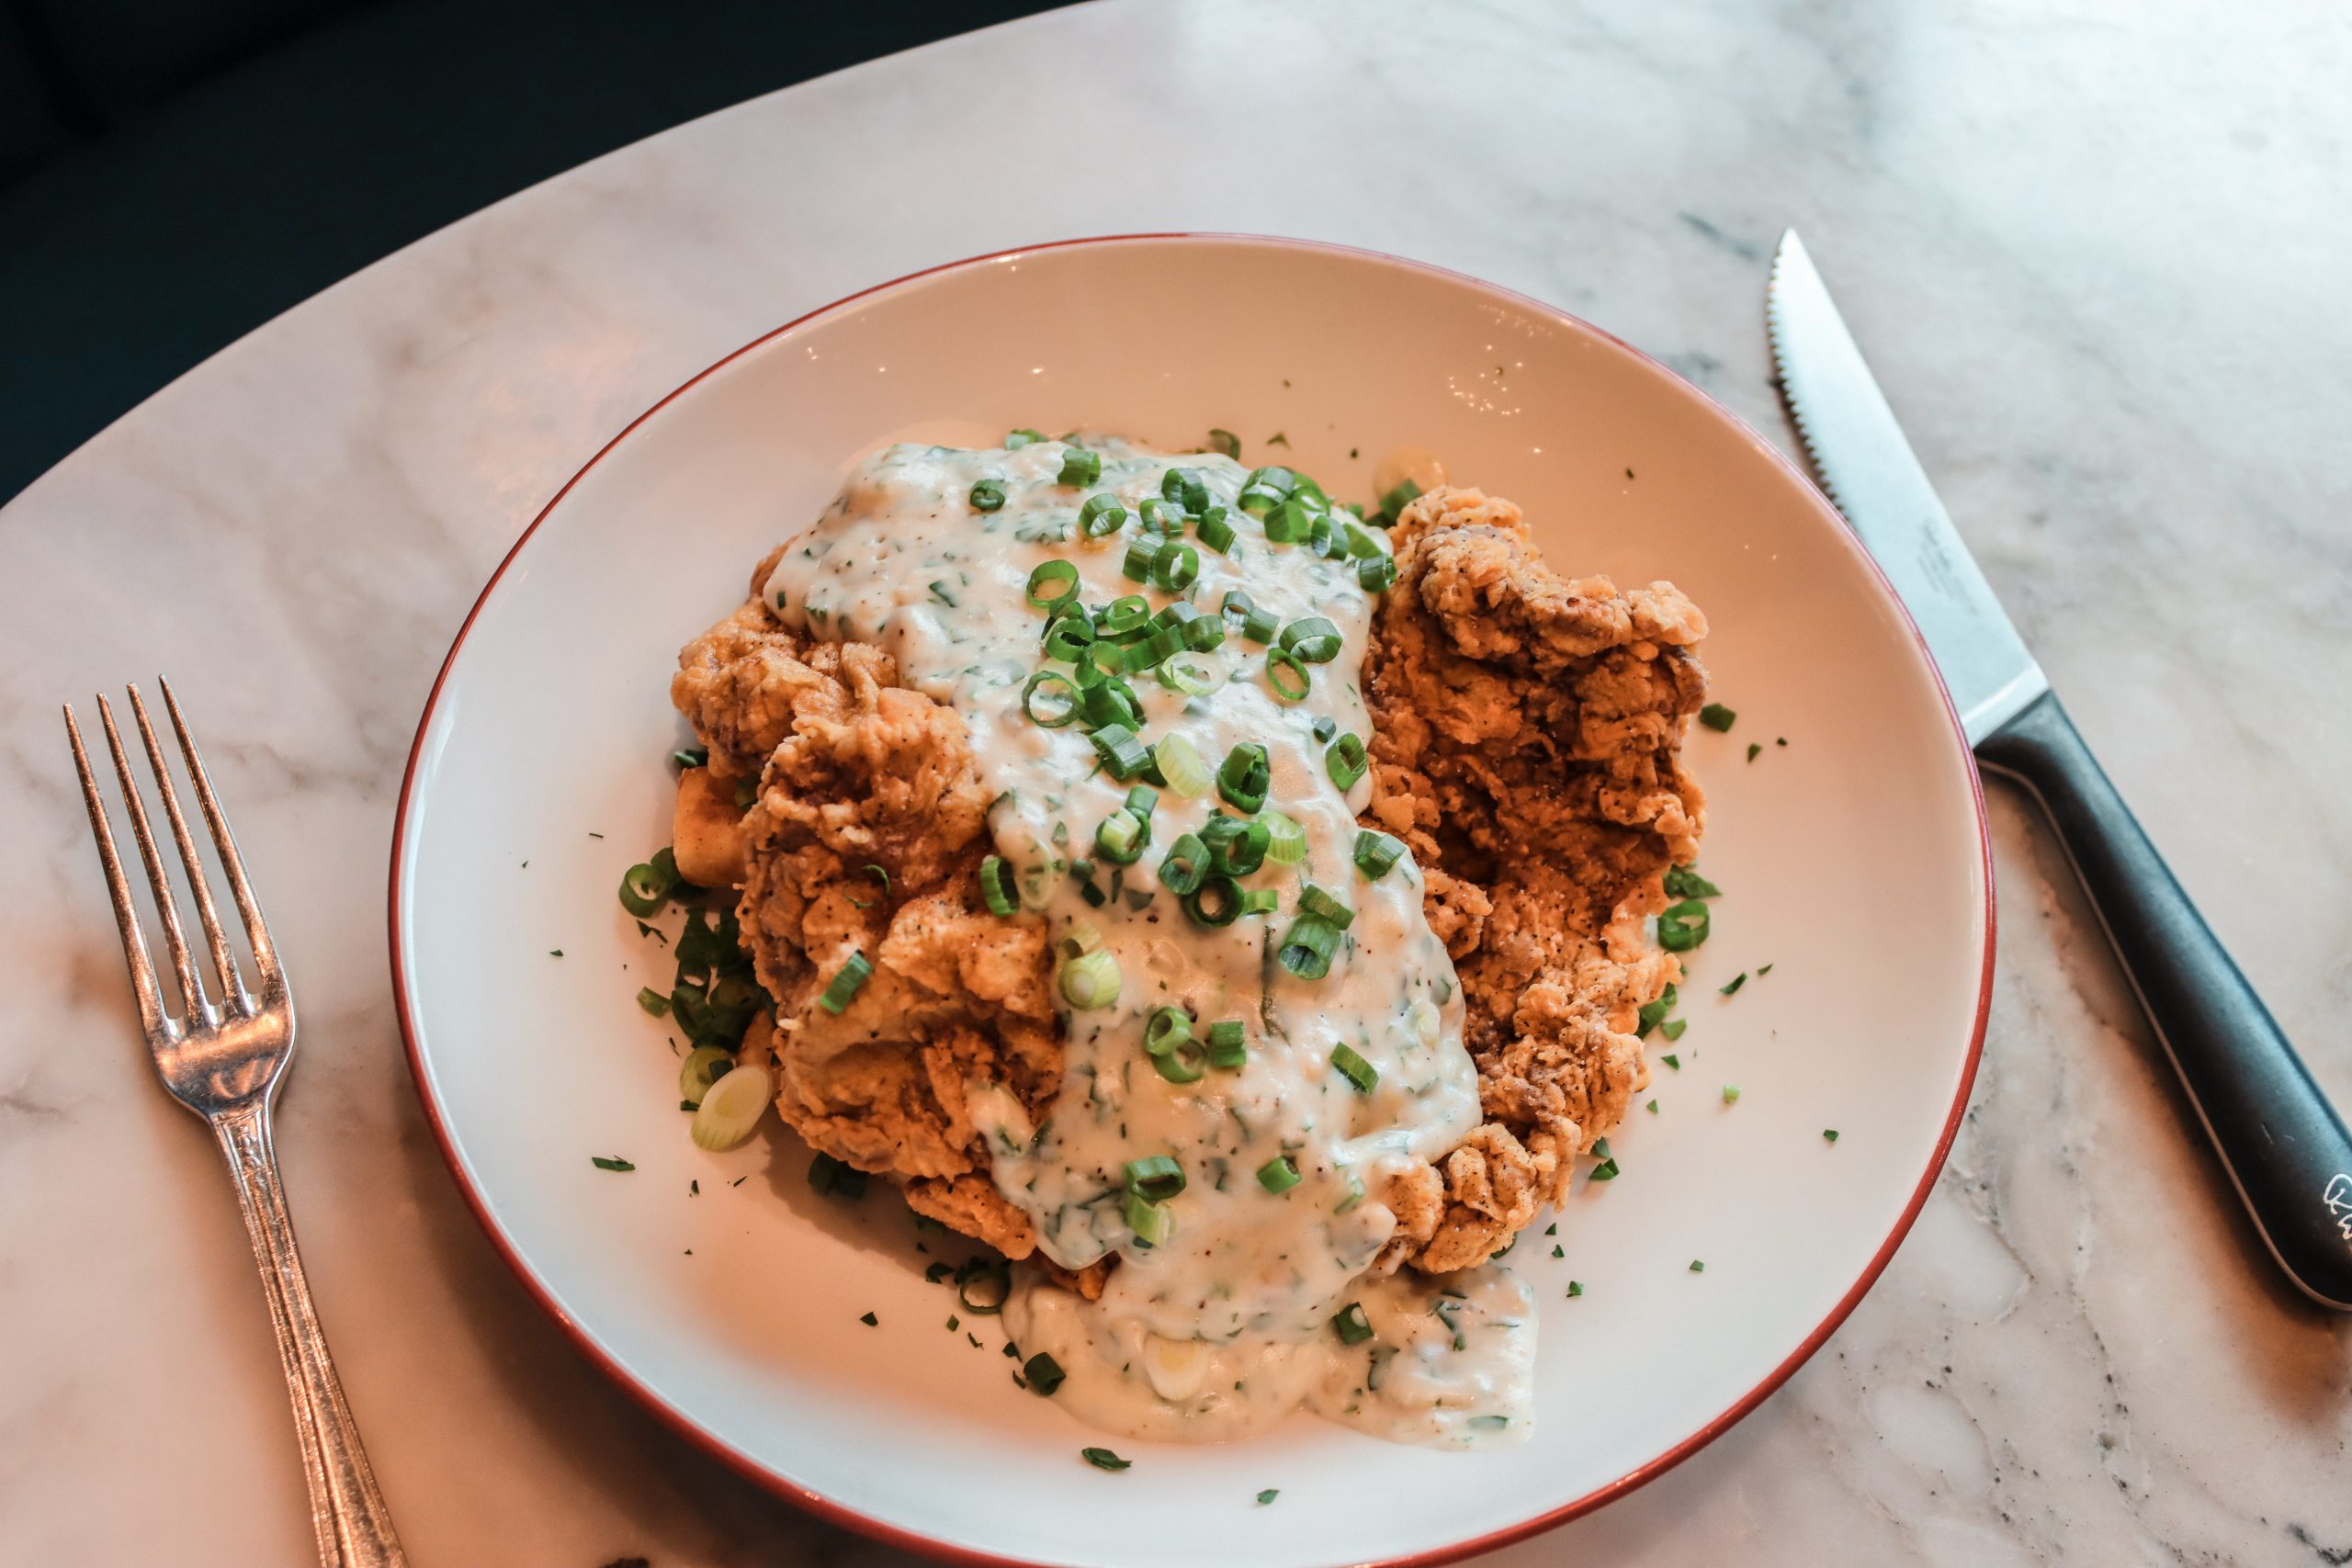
1326, 732, 1368, 789
1341, 522, 1382, 559
1136, 497, 1176, 533
1057, 446, 1101, 486
1236, 887, 1278, 917
1183, 614, 1227, 654
1079, 492, 1128, 537
1723, 1084, 1743, 1104
978, 855, 1019, 916
1095, 808, 1148, 864
956, 1258, 1012, 1313
1125, 1189, 1173, 1244
1261, 811, 1306, 864
591, 1156, 635, 1171
618, 853, 679, 917
1006, 427, 1045, 448
1698, 703, 1736, 732
1331, 1303, 1374, 1344
1080, 681, 1142, 730
1824, 1129, 1840, 1144
1663, 863, 1722, 898
1120, 536, 1158, 581
1088, 724, 1152, 779
1329, 1043, 1378, 1092
1025, 559, 1079, 608
1379, 478, 1421, 516
1720, 972, 1747, 996
1636, 984, 1679, 1036
1690, 1259, 1706, 1272
679, 1045, 734, 1103
1125, 1155, 1186, 1201
1298, 883, 1355, 929
1265, 649, 1311, 702
817, 953, 872, 1014
1263, 498, 1313, 542
1153, 733, 1211, 797
1022, 670, 1080, 728
1281, 616, 1342, 662
1055, 919, 1104, 962
1082, 1447, 1131, 1472
1042, 616, 1094, 661
1142, 1006, 1193, 1056
1161, 466, 1211, 513
1660, 1018, 1687, 1041
1207, 1020, 1247, 1068
1096, 595, 1149, 638
1217, 743, 1271, 812
1257, 1489, 1279, 1506
1356, 553, 1396, 592
1353, 829, 1406, 878
1158, 833, 1208, 895
969, 478, 1007, 512
1196, 506, 1236, 553
1202, 814, 1270, 875
1310, 715, 1338, 744
1059, 949, 1122, 1009
1023, 1351, 1067, 1395
1257, 1156, 1301, 1193
1123, 784, 1159, 820
1150, 1040, 1207, 1083
1278, 915, 1341, 980
1657, 898, 1711, 952
1183, 874, 1243, 927
636, 986, 671, 1016
690, 1063, 774, 1150
1152, 541, 1201, 592
1205, 429, 1241, 458
672, 746, 709, 770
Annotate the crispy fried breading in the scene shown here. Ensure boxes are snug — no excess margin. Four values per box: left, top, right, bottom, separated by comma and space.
1361, 487, 1708, 1273
671, 591, 1061, 1258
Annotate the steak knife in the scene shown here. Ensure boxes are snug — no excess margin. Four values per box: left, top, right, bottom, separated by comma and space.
1767, 230, 2352, 1310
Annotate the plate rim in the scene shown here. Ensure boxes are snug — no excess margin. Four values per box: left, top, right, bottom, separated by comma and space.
387, 231, 1995, 1568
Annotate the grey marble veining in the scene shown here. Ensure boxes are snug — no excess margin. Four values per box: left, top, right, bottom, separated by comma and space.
2, 1, 2346, 1562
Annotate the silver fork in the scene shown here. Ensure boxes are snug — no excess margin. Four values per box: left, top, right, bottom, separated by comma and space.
66, 681, 406, 1568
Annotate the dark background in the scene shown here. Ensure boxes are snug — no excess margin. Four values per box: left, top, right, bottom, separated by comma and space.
0, 0, 1069, 504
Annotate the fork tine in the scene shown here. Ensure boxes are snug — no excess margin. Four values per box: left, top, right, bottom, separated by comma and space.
126, 683, 248, 1010
65, 705, 170, 1038
97, 694, 209, 1019
156, 676, 282, 992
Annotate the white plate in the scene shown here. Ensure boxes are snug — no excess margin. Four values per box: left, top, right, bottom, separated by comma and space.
391, 234, 1990, 1568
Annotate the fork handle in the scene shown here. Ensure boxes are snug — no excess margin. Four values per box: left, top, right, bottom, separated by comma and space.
212, 1103, 408, 1567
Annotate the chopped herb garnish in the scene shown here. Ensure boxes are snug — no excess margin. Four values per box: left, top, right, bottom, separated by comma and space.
548, 950, 562, 958
590, 1156, 634, 1171
1567, 1280, 1584, 1298
1662, 863, 1721, 899
1657, 898, 1711, 952
1544, 1223, 1557, 1236
1205, 429, 1241, 458
1588, 1157, 1620, 1182
1081, 1448, 1131, 1472
1758, 963, 1774, 976
1256, 1489, 1279, 1506
1023, 1352, 1068, 1395
1689, 1259, 1706, 1272
1720, 972, 1747, 996
1265, 431, 1288, 446
689, 1179, 699, 1195
1747, 742, 1762, 761
1551, 1245, 1564, 1258
859, 1311, 878, 1326
1660, 1019, 1688, 1042
1646, 1099, 1658, 1113
1723, 1084, 1743, 1104
1662, 1053, 1680, 1070
1824, 1129, 1840, 1144
1698, 703, 1737, 732
637, 987, 671, 1016
1331, 1303, 1374, 1344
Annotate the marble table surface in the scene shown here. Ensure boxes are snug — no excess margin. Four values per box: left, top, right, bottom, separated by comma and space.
4, 1, 2346, 1562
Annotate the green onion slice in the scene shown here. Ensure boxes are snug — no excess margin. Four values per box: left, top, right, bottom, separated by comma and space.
1257, 1155, 1302, 1193
1158, 833, 1208, 895
1330, 1042, 1379, 1092
978, 855, 1019, 916
1331, 1303, 1374, 1344
1022, 670, 1080, 728
1025, 559, 1080, 608
1088, 724, 1152, 780
1265, 649, 1311, 701
1357, 553, 1397, 592
1153, 733, 1210, 797
1005, 427, 1044, 448
1142, 1006, 1193, 1056
1657, 897, 1712, 953
1277, 916, 1340, 979
1206, 1019, 1247, 1068
1095, 808, 1148, 864
1380, 478, 1422, 516
1161, 466, 1211, 513
1042, 617, 1094, 662
1216, 743, 1271, 813
1096, 595, 1150, 638
1196, 506, 1236, 554
1057, 446, 1101, 486
1261, 811, 1307, 865
1120, 536, 1159, 582
1125, 1190, 1173, 1244
817, 953, 873, 1014
618, 856, 677, 917
678, 1045, 735, 1103
1149, 1041, 1206, 1084
1125, 1155, 1186, 1201
1079, 491, 1128, 537
1236, 887, 1278, 917
968, 477, 1007, 512
1023, 1351, 1068, 1395
1298, 883, 1355, 929
1280, 616, 1343, 662
1263, 498, 1313, 543
1059, 949, 1122, 1009
1205, 429, 1240, 458
1183, 874, 1243, 927
1152, 542, 1201, 592
1326, 732, 1369, 789
1353, 829, 1407, 879
689, 1063, 775, 1151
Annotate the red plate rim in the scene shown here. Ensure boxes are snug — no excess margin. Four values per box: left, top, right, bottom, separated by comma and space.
387, 231, 1995, 1568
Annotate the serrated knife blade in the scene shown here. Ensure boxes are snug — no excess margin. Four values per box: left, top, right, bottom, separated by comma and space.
1766, 230, 2047, 743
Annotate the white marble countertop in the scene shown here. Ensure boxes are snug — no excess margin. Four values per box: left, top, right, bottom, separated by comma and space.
4, 1, 2347, 1562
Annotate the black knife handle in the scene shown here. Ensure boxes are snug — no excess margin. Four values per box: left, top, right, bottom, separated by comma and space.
1979, 689, 2352, 1309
